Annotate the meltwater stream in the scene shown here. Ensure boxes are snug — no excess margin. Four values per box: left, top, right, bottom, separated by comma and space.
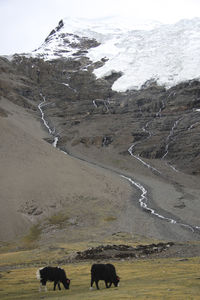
38, 95, 200, 234
127, 97, 167, 175
121, 175, 198, 233
38, 94, 59, 148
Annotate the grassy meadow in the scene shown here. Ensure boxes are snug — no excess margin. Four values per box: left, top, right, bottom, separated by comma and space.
0, 247, 200, 300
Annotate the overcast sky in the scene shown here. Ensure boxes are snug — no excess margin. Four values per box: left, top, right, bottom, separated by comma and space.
1, 0, 200, 55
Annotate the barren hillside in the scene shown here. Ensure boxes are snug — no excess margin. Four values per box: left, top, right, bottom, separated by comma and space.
0, 97, 134, 242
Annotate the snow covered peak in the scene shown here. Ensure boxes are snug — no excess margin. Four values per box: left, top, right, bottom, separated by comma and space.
32, 17, 200, 91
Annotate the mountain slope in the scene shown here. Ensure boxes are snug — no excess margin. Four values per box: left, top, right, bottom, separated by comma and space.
26, 17, 200, 176
0, 58, 134, 242
0, 96, 137, 242
1, 17, 200, 243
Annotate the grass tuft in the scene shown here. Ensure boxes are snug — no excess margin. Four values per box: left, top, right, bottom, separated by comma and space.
47, 212, 69, 228
104, 216, 117, 222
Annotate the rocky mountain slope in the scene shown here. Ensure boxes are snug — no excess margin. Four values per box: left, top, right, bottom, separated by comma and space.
9, 54, 200, 176
25, 17, 200, 176
0, 57, 133, 242
0, 17, 200, 243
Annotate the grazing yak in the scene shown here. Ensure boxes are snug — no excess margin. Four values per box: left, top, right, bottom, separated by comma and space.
90, 263, 120, 290
36, 266, 70, 291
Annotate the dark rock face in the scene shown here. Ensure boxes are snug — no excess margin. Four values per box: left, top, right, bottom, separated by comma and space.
45, 19, 64, 42
1, 38, 200, 175
0, 57, 39, 110
75, 242, 174, 260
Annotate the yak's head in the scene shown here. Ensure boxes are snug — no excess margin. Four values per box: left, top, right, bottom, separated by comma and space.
63, 278, 70, 289
114, 276, 120, 287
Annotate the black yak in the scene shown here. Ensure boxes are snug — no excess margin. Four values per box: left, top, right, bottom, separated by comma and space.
90, 263, 120, 290
36, 266, 70, 291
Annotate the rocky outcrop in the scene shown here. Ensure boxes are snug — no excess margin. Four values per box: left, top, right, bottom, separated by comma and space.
75, 242, 174, 260
44, 19, 64, 42
0, 57, 39, 110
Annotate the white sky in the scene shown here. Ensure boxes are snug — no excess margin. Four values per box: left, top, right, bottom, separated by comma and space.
0, 0, 200, 55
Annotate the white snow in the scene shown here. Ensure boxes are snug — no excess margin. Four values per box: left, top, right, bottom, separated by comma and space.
31, 16, 200, 92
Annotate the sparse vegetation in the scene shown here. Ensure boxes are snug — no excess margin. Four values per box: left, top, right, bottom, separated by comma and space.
104, 216, 117, 222
22, 224, 42, 247
47, 212, 69, 228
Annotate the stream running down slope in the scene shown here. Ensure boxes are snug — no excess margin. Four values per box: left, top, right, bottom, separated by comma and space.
38, 94, 59, 147
38, 95, 200, 236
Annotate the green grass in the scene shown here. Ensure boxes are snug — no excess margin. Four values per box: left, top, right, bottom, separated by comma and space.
0, 254, 200, 299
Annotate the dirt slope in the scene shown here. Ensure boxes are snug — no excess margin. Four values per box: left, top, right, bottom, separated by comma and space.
1, 96, 200, 244
0, 98, 133, 242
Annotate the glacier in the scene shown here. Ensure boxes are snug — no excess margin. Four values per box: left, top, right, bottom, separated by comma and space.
32, 16, 200, 92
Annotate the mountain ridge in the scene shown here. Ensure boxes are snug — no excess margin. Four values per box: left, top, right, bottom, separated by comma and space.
31, 16, 200, 91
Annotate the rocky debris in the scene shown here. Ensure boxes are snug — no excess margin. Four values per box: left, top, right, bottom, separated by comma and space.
103, 71, 123, 86
19, 201, 43, 216
72, 135, 113, 148
75, 242, 174, 260
0, 57, 39, 110
102, 136, 113, 147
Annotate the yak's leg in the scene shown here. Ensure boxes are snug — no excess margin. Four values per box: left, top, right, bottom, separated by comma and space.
105, 280, 112, 288
40, 280, 47, 292
90, 277, 95, 290
95, 280, 100, 290
54, 281, 58, 290
39, 282, 42, 292
53, 281, 61, 290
